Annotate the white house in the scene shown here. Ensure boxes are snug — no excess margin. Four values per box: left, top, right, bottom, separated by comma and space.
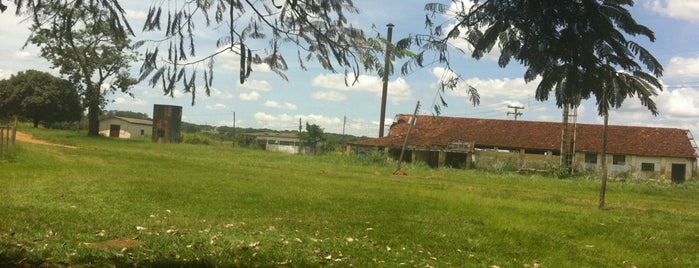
98, 116, 153, 139
245, 131, 311, 154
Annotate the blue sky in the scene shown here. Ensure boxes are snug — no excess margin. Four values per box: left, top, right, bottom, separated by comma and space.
1, 0, 698, 140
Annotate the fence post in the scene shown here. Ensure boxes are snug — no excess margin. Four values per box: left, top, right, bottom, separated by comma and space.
0, 126, 5, 157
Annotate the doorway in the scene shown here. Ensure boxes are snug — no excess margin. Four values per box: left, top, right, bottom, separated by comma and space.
671, 164, 686, 183
109, 124, 120, 138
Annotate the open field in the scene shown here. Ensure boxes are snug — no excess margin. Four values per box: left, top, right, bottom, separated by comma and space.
1, 127, 699, 267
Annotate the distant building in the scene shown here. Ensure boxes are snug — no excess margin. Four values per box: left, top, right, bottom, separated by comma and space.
349, 115, 698, 182
245, 131, 311, 154
99, 116, 153, 139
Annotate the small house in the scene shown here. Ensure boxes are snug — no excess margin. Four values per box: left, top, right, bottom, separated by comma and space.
99, 116, 153, 139
245, 131, 310, 154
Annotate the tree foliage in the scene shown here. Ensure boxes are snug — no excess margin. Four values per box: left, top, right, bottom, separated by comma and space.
421, 0, 662, 113
418, 0, 664, 208
298, 123, 325, 154
102, 110, 151, 120
9, 0, 407, 106
0, 70, 82, 127
23, 1, 138, 136
135, 0, 393, 104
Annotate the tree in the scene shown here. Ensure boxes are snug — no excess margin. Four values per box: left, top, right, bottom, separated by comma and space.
418, 1, 662, 208
102, 110, 150, 120
135, 0, 393, 104
21, 2, 137, 136
298, 123, 325, 155
0, 70, 82, 127
9, 1, 414, 106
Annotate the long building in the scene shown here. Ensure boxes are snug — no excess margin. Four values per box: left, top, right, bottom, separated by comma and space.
348, 115, 698, 182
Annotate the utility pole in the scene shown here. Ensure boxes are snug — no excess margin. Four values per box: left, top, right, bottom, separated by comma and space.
232, 111, 236, 147
299, 118, 302, 132
378, 23, 394, 138
342, 116, 347, 141
507, 105, 524, 120
395, 101, 420, 174
560, 104, 578, 174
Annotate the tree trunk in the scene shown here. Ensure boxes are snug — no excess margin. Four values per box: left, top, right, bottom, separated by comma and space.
599, 112, 609, 209
86, 85, 101, 136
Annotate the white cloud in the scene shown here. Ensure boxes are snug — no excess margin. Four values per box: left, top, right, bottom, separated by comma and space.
311, 91, 347, 101
436, 67, 537, 102
264, 100, 297, 110
665, 57, 699, 79
112, 96, 149, 106
125, 8, 148, 21
253, 112, 277, 122
310, 74, 413, 104
139, 86, 187, 99
208, 87, 235, 100
644, 0, 699, 22
239, 79, 273, 91
206, 103, 228, 111
239, 91, 260, 101
218, 51, 272, 74
657, 87, 699, 118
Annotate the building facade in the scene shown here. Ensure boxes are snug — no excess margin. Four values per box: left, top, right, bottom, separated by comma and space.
245, 132, 311, 154
349, 115, 698, 182
98, 116, 153, 139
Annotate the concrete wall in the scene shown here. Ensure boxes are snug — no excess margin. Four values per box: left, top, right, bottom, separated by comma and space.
576, 153, 696, 182
98, 118, 152, 139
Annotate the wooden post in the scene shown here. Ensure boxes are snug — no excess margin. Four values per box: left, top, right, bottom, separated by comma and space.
438, 151, 446, 168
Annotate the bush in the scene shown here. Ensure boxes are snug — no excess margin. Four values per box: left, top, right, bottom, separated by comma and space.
181, 133, 213, 145
544, 162, 571, 178
354, 150, 390, 166
486, 159, 519, 173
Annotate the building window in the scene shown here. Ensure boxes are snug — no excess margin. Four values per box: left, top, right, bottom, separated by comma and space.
641, 163, 655, 171
140, 129, 145, 135
584, 153, 597, 164
612, 155, 626, 165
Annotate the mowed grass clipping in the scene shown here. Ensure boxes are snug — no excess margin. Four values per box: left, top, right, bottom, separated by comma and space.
1, 127, 699, 267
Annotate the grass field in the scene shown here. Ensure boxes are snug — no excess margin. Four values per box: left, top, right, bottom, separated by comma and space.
1, 127, 698, 267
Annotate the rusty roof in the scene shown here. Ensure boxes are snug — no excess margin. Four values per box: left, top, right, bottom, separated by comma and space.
110, 116, 153, 126
351, 115, 698, 158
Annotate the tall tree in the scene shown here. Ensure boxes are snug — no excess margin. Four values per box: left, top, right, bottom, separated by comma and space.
25, 2, 138, 136
0, 70, 82, 127
418, 0, 662, 207
594, 66, 660, 208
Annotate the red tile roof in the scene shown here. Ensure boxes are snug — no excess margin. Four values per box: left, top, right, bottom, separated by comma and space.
351, 115, 698, 158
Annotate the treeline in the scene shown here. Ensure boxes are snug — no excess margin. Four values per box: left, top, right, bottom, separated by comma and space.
105, 110, 369, 152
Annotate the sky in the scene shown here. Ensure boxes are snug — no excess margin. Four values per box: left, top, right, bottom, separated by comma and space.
1, 0, 698, 142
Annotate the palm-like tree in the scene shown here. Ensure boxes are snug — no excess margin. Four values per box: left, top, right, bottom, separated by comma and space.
593, 66, 660, 208
435, 0, 663, 208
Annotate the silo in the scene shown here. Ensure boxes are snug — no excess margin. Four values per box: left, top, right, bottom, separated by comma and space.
152, 104, 182, 143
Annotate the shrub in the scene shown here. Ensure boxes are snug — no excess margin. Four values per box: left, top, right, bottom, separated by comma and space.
544, 162, 571, 178
486, 159, 519, 173
181, 133, 213, 145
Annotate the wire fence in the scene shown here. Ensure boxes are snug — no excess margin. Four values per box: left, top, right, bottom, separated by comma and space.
0, 126, 16, 158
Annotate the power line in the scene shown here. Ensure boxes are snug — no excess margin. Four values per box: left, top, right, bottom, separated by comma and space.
507, 105, 524, 120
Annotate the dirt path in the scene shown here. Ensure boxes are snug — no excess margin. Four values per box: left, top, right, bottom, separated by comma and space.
14, 131, 78, 149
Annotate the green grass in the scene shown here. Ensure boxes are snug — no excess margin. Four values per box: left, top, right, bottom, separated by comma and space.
1, 127, 699, 267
